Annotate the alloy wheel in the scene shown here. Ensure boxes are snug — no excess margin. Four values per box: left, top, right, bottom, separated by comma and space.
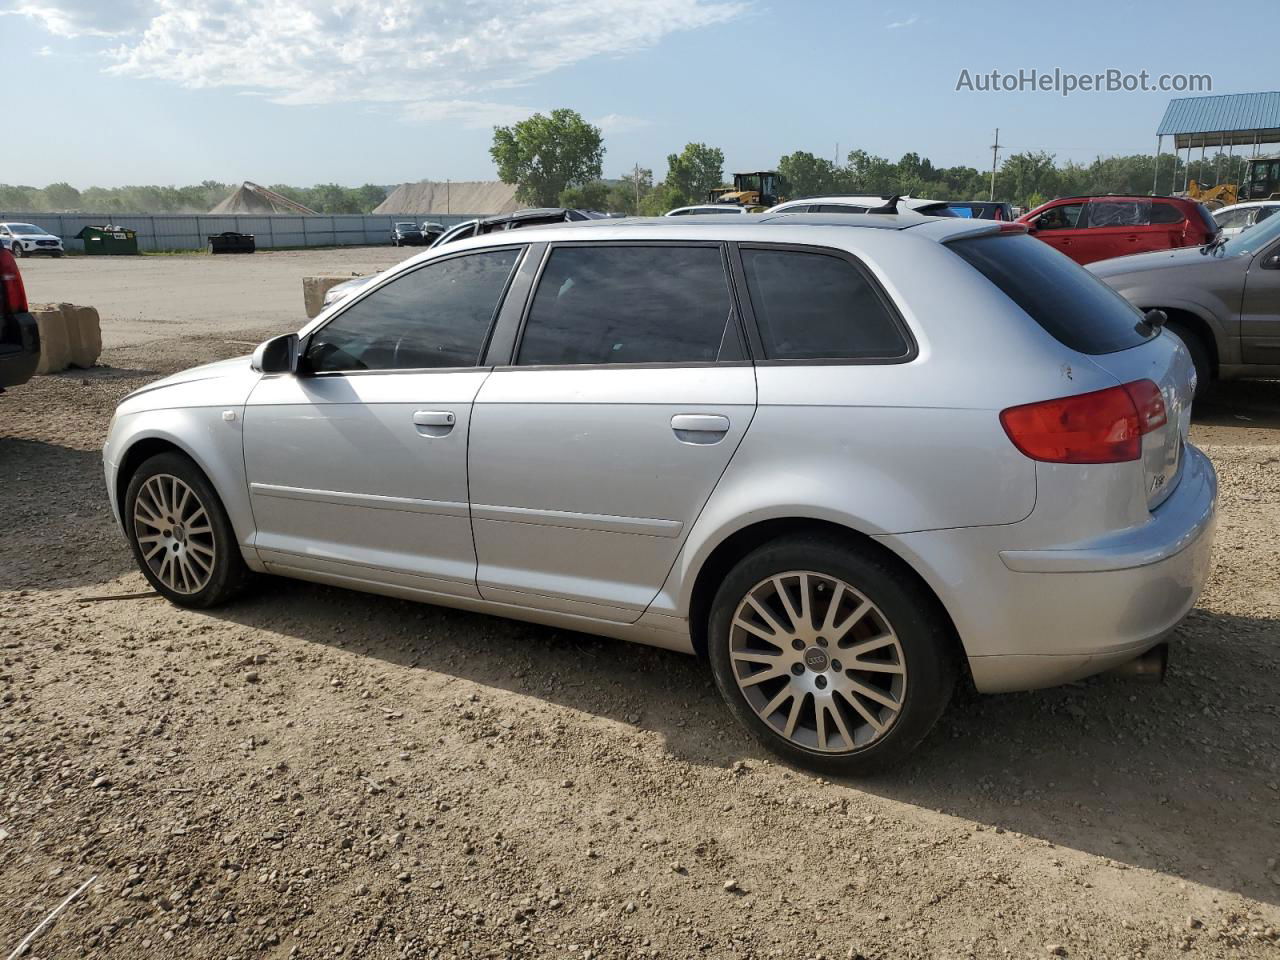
728, 571, 906, 753
132, 473, 217, 595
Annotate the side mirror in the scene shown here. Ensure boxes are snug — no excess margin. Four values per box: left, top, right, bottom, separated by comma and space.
1143, 308, 1168, 328
1263, 252, 1280, 270
251, 333, 299, 374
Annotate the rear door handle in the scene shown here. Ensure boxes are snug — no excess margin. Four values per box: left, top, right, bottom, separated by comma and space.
672, 414, 730, 444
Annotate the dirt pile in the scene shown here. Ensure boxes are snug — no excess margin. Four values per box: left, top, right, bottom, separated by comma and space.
374, 181, 520, 216
209, 182, 318, 216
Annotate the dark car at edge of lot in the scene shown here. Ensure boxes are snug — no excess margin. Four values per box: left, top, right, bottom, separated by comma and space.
1017, 195, 1219, 265
0, 246, 41, 391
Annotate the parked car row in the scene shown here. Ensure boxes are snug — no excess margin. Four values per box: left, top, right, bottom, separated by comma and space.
392, 221, 445, 246
106, 210, 1214, 773
327, 209, 616, 310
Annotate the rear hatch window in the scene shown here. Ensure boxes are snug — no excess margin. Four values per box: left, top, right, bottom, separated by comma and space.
948, 233, 1154, 355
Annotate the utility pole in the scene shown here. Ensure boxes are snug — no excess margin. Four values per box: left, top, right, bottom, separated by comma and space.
633, 163, 642, 212
989, 128, 1001, 201
446, 179, 451, 215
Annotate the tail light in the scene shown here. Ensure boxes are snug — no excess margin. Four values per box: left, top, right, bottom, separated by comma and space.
0, 248, 27, 315
1000, 379, 1166, 464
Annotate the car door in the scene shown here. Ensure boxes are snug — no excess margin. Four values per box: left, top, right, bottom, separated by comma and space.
242, 245, 525, 596
467, 242, 756, 622
1240, 235, 1280, 364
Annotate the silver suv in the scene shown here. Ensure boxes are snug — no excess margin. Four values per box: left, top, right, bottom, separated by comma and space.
102, 215, 1216, 773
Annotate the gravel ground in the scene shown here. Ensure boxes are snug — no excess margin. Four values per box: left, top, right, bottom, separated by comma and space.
2, 251, 1279, 959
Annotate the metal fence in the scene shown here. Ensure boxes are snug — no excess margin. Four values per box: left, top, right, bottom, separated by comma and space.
0, 212, 487, 253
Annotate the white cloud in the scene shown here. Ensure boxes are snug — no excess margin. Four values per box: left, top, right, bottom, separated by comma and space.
35, 45, 53, 56
3, 0, 747, 123
0, 0, 157, 37
597, 113, 651, 134
886, 13, 919, 28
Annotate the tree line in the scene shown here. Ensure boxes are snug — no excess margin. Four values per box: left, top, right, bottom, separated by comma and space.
0, 181, 389, 214
2, 105, 1256, 216
492, 108, 1256, 213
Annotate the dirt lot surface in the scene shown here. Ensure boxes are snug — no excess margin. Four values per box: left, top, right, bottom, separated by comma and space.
2, 251, 1279, 959
17, 248, 410, 348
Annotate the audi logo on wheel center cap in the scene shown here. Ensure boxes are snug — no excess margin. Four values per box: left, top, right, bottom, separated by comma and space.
803, 647, 829, 671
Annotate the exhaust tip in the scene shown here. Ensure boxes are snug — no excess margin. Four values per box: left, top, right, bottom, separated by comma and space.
1106, 642, 1169, 683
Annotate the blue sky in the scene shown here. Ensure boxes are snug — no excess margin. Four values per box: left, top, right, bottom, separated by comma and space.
1, 0, 1276, 189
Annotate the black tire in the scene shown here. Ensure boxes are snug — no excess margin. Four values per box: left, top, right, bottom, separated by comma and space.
10, 243, 23, 258
52, 250, 63, 258
707, 534, 956, 775
1165, 321, 1212, 401
124, 451, 250, 608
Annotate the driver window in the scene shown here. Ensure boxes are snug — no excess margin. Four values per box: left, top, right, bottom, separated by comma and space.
1033, 203, 1084, 230
306, 249, 520, 372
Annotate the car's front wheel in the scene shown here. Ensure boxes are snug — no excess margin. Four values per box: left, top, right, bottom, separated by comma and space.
124, 451, 249, 608
707, 535, 956, 774
10, 243, 22, 258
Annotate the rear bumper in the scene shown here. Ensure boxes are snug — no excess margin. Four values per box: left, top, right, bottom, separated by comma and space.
0, 311, 41, 388
883, 445, 1218, 693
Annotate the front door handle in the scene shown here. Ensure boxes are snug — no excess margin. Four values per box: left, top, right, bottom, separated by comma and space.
672, 414, 730, 444
413, 410, 456, 437
413, 411, 455, 427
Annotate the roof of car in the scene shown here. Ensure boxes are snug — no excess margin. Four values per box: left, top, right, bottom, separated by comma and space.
436, 213, 1000, 245
1214, 200, 1280, 211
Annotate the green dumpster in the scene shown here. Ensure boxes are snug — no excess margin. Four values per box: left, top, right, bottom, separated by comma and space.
75, 225, 139, 255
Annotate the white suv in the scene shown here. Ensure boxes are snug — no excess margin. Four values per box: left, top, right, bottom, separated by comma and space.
0, 222, 63, 257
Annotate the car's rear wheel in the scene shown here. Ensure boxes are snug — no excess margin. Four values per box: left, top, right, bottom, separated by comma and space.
124, 452, 249, 608
707, 535, 956, 774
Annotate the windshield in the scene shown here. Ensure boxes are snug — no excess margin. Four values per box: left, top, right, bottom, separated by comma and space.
395, 222, 417, 230
1220, 207, 1280, 257
7, 224, 47, 235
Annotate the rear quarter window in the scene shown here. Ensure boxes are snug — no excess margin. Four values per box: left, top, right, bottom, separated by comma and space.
740, 247, 912, 361
948, 234, 1154, 355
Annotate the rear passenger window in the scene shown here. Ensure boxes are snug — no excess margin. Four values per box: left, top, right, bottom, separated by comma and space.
1148, 202, 1184, 224
740, 248, 911, 361
1086, 200, 1150, 227
812, 204, 868, 214
517, 246, 737, 365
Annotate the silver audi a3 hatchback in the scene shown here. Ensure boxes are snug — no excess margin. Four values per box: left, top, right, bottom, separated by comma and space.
103, 214, 1217, 773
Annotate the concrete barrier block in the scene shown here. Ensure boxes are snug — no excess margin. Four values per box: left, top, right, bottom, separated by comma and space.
31, 302, 102, 374
64, 304, 103, 368
303, 276, 361, 319
31, 304, 70, 375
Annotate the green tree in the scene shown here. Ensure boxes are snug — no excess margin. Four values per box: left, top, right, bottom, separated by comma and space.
778, 151, 845, 198
491, 109, 604, 207
558, 180, 612, 210
609, 166, 653, 214
663, 142, 724, 206
41, 181, 82, 210
0, 184, 40, 210
845, 149, 896, 194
